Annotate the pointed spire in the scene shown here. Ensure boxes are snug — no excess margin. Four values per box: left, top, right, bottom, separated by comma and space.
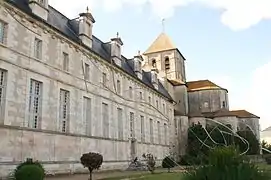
162, 18, 165, 33
144, 33, 176, 55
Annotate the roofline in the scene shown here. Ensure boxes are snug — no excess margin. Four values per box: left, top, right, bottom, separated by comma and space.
6, 1, 174, 102
143, 48, 186, 60
188, 88, 228, 93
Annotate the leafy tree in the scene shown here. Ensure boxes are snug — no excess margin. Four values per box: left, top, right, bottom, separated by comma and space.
235, 129, 260, 155
262, 140, 271, 154
183, 146, 271, 180
162, 156, 175, 172
80, 152, 103, 180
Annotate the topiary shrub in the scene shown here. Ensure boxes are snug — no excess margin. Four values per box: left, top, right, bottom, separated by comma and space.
162, 156, 175, 172
13, 158, 45, 180
183, 146, 271, 180
80, 152, 103, 180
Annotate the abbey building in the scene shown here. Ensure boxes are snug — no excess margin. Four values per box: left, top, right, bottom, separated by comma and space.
0, 0, 260, 177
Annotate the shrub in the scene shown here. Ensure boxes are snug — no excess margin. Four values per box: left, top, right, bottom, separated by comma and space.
183, 146, 271, 180
13, 158, 45, 180
80, 152, 103, 180
142, 153, 156, 174
162, 156, 175, 172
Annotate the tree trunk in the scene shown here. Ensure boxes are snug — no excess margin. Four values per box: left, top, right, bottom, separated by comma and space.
88, 168, 93, 180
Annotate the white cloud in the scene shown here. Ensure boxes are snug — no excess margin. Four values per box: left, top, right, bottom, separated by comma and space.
49, 0, 271, 31
244, 61, 271, 130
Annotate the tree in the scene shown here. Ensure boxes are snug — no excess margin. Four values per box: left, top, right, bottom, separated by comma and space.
80, 152, 103, 180
142, 153, 156, 174
235, 129, 260, 155
162, 156, 175, 172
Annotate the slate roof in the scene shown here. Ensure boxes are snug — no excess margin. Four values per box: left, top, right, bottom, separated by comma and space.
187, 80, 228, 92
6, 0, 173, 101
144, 33, 176, 55
201, 109, 260, 119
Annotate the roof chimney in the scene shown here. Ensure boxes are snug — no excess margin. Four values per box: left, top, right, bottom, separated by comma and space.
133, 51, 143, 80
151, 68, 158, 90
110, 32, 123, 67
29, 0, 49, 21
79, 7, 95, 48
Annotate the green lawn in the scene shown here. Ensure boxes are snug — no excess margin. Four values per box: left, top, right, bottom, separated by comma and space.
102, 172, 182, 180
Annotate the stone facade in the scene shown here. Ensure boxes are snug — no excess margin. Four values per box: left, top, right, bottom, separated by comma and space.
0, 0, 261, 177
0, 1, 175, 177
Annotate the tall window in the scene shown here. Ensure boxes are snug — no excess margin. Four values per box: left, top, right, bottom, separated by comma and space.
0, 21, 7, 44
83, 97, 92, 136
157, 121, 161, 144
102, 73, 107, 86
139, 92, 143, 100
222, 101, 226, 108
165, 56, 170, 72
34, 38, 42, 59
62, 52, 69, 72
116, 80, 121, 94
156, 100, 159, 109
102, 103, 109, 138
151, 59, 156, 68
163, 104, 165, 113
148, 96, 151, 105
140, 116, 145, 143
84, 63, 90, 81
59, 89, 69, 133
29, 79, 42, 129
174, 118, 178, 136
130, 112, 135, 138
164, 123, 167, 145
129, 86, 133, 99
150, 118, 153, 143
117, 108, 123, 140
0, 69, 6, 122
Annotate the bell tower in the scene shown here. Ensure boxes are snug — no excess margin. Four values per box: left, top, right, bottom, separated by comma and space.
142, 32, 186, 83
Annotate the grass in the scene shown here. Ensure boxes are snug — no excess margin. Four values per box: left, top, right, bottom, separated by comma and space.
102, 172, 182, 180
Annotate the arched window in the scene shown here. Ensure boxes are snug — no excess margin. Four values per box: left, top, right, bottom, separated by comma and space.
165, 56, 170, 72
151, 59, 156, 68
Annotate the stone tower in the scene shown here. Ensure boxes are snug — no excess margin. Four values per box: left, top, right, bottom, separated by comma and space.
142, 33, 186, 83
142, 32, 189, 158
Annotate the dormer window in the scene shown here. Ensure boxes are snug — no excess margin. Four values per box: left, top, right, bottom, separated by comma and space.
151, 59, 156, 68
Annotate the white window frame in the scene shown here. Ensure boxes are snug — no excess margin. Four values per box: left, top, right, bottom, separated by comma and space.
84, 63, 90, 81
102, 73, 107, 87
130, 112, 135, 138
28, 79, 42, 129
0, 20, 7, 44
62, 52, 69, 72
102, 103, 109, 138
117, 108, 123, 140
150, 118, 153, 143
116, 80, 121, 94
59, 89, 69, 133
140, 115, 145, 143
157, 121, 161, 144
0, 69, 7, 122
83, 97, 92, 136
129, 86, 133, 99
34, 38, 42, 59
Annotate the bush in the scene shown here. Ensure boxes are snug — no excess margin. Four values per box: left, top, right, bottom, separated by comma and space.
183, 146, 271, 180
162, 156, 175, 172
13, 158, 45, 180
80, 152, 103, 180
